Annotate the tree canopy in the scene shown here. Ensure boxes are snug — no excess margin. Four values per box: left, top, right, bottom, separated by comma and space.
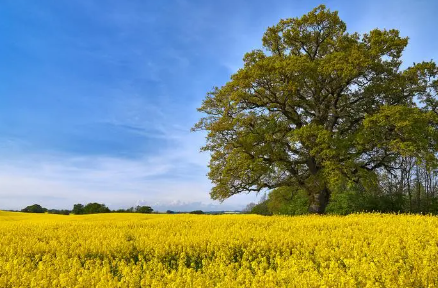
194, 5, 438, 214
135, 205, 153, 214
21, 204, 47, 213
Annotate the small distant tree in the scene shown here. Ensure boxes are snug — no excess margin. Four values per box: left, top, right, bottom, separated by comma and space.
21, 204, 47, 213
166, 210, 175, 214
82, 203, 110, 214
189, 210, 204, 214
136, 205, 153, 214
72, 204, 85, 215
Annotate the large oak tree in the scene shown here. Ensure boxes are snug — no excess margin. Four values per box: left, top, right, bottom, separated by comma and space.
194, 5, 438, 213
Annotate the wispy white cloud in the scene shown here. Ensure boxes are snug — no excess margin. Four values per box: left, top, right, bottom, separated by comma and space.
0, 130, 259, 211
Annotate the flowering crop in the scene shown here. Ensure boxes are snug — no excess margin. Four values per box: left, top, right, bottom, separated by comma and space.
1, 211, 438, 287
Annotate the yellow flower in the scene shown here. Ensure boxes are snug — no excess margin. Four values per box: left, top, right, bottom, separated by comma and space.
1, 211, 438, 287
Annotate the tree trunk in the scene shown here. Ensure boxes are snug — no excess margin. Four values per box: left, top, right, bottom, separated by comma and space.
416, 166, 421, 212
308, 187, 331, 214
407, 179, 412, 212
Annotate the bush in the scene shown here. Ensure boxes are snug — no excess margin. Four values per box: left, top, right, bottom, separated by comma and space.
250, 201, 272, 215
326, 191, 364, 215
286, 190, 309, 215
265, 187, 308, 215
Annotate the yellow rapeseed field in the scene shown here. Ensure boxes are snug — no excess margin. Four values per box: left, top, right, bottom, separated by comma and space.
1, 211, 438, 287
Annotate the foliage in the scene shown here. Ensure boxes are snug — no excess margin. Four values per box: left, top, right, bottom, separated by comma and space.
283, 190, 309, 215
71, 203, 110, 215
113, 207, 135, 213
189, 210, 204, 214
2, 212, 438, 287
325, 191, 365, 215
266, 187, 309, 215
194, 5, 438, 214
83, 203, 110, 214
114, 206, 154, 213
135, 205, 153, 214
72, 204, 84, 215
19, 203, 155, 215
250, 200, 272, 215
248, 170, 438, 215
47, 209, 70, 215
21, 204, 47, 213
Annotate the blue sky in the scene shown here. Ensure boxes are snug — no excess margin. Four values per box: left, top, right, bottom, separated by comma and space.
0, 0, 437, 211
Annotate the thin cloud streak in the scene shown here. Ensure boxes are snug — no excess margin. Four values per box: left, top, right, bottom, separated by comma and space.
0, 135, 259, 211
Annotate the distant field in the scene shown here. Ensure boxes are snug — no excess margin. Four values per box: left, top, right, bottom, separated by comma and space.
1, 211, 438, 287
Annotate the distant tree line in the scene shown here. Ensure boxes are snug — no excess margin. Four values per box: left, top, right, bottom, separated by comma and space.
245, 157, 438, 216
19, 205, 232, 215
165, 210, 208, 214
20, 203, 154, 215
109, 205, 153, 214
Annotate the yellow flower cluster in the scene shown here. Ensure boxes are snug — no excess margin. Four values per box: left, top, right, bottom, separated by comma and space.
1, 211, 438, 287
